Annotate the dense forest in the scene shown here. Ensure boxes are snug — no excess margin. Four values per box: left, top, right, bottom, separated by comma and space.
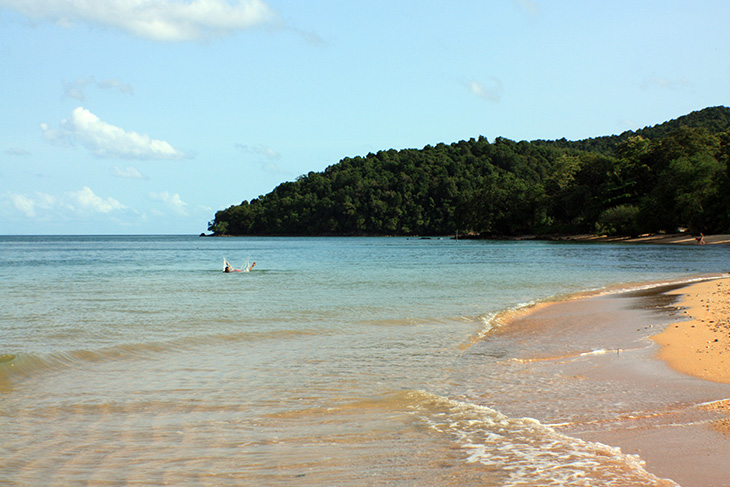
208, 106, 730, 237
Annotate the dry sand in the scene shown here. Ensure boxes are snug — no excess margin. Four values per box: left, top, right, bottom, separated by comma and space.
653, 278, 730, 384
652, 277, 730, 453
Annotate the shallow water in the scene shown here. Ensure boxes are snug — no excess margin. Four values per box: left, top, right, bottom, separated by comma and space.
1, 236, 729, 485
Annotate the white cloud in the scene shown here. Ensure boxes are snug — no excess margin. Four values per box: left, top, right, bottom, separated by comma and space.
0, 0, 275, 41
150, 191, 188, 215
64, 76, 134, 101
42, 107, 186, 160
112, 165, 148, 179
68, 187, 126, 213
467, 78, 503, 102
10, 193, 37, 217
5, 187, 124, 218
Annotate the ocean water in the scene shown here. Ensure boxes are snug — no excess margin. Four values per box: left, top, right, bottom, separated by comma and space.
1, 235, 729, 486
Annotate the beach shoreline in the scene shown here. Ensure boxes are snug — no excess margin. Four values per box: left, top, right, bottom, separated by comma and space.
489, 276, 730, 487
551, 233, 730, 245
653, 278, 730, 385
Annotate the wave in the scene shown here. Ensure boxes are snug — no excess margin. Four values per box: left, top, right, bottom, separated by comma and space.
224, 387, 678, 485
0, 328, 327, 390
401, 390, 677, 487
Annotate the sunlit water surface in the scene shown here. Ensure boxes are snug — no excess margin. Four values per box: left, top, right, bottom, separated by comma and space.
2, 236, 729, 486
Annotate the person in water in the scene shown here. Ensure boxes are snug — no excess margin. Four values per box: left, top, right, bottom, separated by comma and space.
223, 260, 256, 272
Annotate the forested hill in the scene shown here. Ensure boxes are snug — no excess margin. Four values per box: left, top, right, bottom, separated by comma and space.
531, 105, 730, 154
208, 106, 730, 237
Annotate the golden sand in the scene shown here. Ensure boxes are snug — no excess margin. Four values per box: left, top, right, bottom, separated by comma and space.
698, 399, 730, 437
554, 233, 730, 245
653, 278, 730, 384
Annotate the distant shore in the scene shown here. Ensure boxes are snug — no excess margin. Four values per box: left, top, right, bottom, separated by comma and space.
469, 232, 730, 245
547, 233, 730, 245
203, 232, 730, 244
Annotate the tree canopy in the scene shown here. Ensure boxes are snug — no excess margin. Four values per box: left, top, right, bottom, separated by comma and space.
208, 106, 730, 237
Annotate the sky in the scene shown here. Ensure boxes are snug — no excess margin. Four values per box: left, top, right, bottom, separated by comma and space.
1, 0, 728, 235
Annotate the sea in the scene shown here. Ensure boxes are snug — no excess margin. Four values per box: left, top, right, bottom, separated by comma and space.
1, 235, 729, 486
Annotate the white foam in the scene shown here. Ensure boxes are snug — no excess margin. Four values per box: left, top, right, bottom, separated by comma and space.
406, 390, 678, 486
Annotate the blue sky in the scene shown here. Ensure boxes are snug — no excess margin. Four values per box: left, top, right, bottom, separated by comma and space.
1, 0, 728, 235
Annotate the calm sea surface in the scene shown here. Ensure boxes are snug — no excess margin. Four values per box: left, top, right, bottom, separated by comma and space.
1, 236, 729, 486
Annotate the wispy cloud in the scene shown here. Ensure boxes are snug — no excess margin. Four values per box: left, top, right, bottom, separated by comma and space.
514, 0, 541, 17
7, 186, 125, 218
42, 107, 186, 160
236, 143, 281, 160
112, 165, 148, 180
467, 78, 503, 102
3, 147, 31, 156
149, 191, 188, 215
641, 75, 692, 91
287, 26, 326, 46
64, 76, 134, 101
0, 0, 275, 41
236, 143, 289, 174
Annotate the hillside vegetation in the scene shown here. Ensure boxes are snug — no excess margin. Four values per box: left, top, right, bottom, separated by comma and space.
208, 106, 730, 237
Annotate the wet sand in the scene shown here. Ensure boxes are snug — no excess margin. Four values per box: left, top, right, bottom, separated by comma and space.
496, 278, 730, 487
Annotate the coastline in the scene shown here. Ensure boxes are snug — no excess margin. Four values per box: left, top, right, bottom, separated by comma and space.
550, 233, 730, 245
204, 231, 730, 245
653, 278, 730, 384
488, 276, 730, 486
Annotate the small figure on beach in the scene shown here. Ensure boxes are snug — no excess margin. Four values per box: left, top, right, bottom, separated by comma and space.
695, 233, 706, 245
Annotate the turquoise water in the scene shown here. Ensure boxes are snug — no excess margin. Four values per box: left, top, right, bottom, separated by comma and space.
1, 236, 728, 485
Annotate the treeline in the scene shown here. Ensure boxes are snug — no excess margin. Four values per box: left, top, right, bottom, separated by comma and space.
208, 106, 730, 237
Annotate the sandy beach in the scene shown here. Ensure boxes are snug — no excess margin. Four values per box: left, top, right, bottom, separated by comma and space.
654, 278, 730, 385
647, 278, 730, 486
493, 276, 730, 487
554, 233, 730, 245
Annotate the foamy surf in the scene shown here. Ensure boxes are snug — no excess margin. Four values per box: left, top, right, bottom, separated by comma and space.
405, 390, 677, 486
